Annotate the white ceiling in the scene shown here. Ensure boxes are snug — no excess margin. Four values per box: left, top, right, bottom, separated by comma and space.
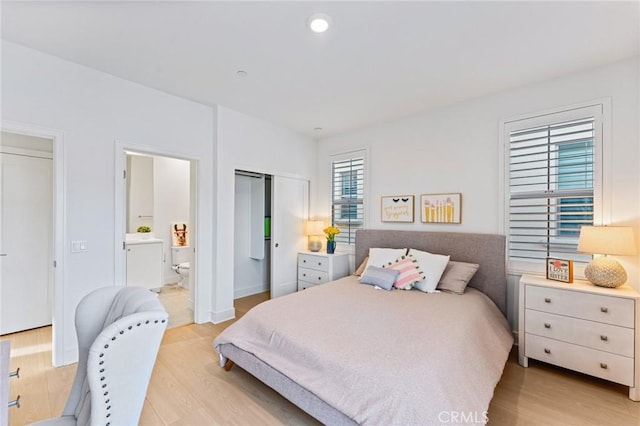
2, 1, 638, 138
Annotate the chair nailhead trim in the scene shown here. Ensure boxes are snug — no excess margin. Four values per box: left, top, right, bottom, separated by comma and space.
93, 315, 166, 421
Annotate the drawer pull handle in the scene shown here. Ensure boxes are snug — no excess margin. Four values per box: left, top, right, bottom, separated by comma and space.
303, 259, 306, 263
600, 363, 608, 370
8, 395, 20, 409
317, 277, 322, 280
600, 307, 608, 313
302, 273, 306, 277
544, 348, 551, 354
544, 323, 551, 329
544, 298, 551, 303
600, 335, 608, 341
9, 367, 20, 378
318, 262, 322, 266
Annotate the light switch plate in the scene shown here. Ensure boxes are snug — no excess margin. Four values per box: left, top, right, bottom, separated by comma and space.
71, 240, 88, 253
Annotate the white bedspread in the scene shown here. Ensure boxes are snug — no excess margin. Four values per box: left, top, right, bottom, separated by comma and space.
214, 275, 513, 425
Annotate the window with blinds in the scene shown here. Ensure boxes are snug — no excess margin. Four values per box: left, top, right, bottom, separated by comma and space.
506, 106, 602, 269
331, 154, 365, 245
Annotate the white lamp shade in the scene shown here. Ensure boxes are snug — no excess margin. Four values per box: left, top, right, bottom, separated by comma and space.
577, 226, 637, 256
306, 220, 325, 236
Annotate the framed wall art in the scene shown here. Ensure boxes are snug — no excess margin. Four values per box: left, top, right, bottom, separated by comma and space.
420, 193, 461, 224
381, 195, 414, 223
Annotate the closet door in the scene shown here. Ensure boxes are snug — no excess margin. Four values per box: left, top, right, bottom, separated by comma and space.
270, 176, 308, 298
1, 152, 52, 334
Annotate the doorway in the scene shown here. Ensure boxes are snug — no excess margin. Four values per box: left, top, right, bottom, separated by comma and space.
234, 170, 271, 299
118, 148, 197, 329
0, 131, 53, 335
233, 170, 309, 300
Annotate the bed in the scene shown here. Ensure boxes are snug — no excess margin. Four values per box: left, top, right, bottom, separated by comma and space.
214, 230, 514, 425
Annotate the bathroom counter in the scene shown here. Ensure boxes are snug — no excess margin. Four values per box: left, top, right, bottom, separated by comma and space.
125, 236, 163, 245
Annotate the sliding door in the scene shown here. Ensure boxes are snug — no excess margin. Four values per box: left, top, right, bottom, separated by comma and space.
270, 176, 308, 298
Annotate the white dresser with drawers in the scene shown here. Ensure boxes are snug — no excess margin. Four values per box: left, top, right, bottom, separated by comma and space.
297, 251, 349, 291
519, 274, 640, 401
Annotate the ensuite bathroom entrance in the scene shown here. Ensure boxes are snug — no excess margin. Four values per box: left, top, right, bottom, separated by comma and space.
124, 151, 195, 328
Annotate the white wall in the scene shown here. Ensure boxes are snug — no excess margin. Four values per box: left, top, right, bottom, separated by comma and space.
153, 155, 191, 284
1, 41, 216, 364
213, 107, 316, 322
315, 57, 640, 332
127, 155, 154, 233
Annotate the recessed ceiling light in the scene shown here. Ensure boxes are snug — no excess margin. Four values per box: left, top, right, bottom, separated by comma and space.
236, 70, 248, 78
307, 13, 331, 33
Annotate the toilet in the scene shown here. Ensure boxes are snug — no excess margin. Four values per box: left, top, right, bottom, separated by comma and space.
171, 245, 191, 285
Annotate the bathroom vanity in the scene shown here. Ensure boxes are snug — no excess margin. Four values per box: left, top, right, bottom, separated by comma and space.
125, 237, 163, 291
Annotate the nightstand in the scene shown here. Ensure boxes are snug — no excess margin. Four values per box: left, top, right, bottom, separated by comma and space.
297, 251, 349, 291
519, 274, 640, 401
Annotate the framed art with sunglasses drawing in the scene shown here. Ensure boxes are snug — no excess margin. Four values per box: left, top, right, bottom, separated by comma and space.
381, 195, 414, 222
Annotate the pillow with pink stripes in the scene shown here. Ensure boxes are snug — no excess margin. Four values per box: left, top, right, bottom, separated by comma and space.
384, 255, 425, 290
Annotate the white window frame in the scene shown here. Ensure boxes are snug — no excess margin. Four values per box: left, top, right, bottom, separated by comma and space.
329, 149, 368, 250
498, 99, 611, 276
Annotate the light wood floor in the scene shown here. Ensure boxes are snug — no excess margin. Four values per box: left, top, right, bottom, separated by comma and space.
3, 291, 640, 425
158, 283, 193, 329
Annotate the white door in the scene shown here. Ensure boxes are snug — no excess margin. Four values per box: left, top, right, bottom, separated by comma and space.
270, 176, 309, 298
1, 152, 53, 334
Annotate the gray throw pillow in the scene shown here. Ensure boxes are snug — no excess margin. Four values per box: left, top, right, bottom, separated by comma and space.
437, 261, 479, 294
360, 265, 398, 291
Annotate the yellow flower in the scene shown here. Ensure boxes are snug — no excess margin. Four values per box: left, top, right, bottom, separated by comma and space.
323, 226, 340, 241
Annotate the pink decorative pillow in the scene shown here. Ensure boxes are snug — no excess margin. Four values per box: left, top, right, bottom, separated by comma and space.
384, 255, 425, 290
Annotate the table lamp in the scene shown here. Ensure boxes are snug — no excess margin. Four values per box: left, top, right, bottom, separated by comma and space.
306, 220, 325, 252
577, 226, 637, 288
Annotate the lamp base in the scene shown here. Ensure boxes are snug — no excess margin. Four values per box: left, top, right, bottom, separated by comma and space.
585, 256, 627, 288
308, 238, 322, 252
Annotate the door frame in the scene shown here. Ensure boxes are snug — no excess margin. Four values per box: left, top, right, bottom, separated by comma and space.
114, 140, 200, 319
230, 164, 311, 300
1, 120, 66, 366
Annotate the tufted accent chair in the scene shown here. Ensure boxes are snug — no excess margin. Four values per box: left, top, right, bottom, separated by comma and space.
31, 286, 168, 426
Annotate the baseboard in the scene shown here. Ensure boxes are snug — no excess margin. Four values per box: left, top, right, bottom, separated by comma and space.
234, 284, 268, 299
211, 307, 235, 324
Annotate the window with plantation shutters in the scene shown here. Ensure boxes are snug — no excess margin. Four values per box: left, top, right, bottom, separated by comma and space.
503, 104, 603, 272
331, 152, 365, 245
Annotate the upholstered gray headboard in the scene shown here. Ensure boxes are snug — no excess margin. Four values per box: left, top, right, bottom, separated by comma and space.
355, 230, 507, 316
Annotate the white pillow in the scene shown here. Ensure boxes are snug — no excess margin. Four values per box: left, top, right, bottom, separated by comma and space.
408, 248, 450, 293
364, 248, 407, 273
